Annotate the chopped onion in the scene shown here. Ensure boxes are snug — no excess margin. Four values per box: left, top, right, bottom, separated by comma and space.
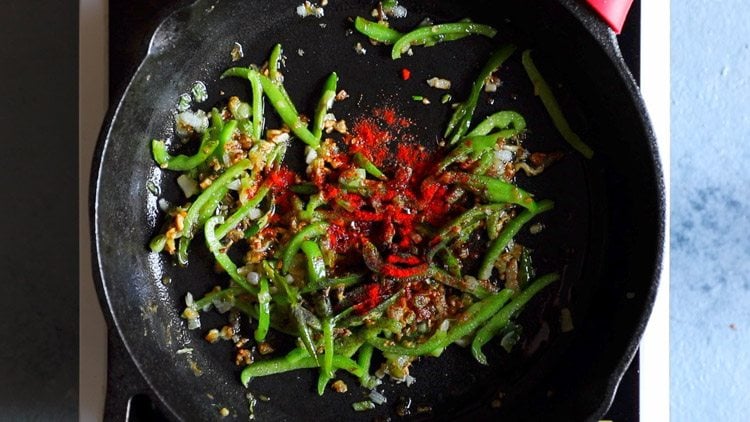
213, 296, 234, 314
305, 147, 318, 164
185, 292, 195, 307
494, 149, 513, 164
175, 110, 209, 136
246, 271, 260, 285
231, 42, 244, 62
177, 174, 200, 198
187, 316, 201, 330
426, 77, 452, 90
227, 178, 242, 191
191, 81, 208, 103
369, 390, 387, 405
158, 198, 170, 211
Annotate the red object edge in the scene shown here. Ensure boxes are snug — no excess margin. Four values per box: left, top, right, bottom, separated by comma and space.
585, 0, 634, 34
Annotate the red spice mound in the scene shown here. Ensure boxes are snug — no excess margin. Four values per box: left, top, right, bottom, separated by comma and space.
310, 105, 468, 312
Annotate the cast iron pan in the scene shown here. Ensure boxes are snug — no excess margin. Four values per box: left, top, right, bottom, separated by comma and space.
91, 0, 664, 420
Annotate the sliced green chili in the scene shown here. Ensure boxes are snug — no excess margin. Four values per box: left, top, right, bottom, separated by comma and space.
268, 43, 283, 82
254, 277, 271, 342
204, 216, 258, 295
353, 152, 387, 180
281, 221, 329, 273
177, 159, 252, 265
312, 72, 338, 141
300, 240, 326, 285
392, 22, 498, 59
367, 289, 514, 356
215, 184, 270, 239
441, 172, 538, 211
241, 353, 363, 387
477, 199, 554, 280
466, 110, 527, 138
354, 17, 403, 44
471, 273, 559, 364
521, 49, 593, 159
152, 131, 219, 171
258, 74, 320, 147
445, 44, 517, 144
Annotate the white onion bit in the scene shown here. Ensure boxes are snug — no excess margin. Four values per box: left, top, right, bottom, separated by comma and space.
246, 272, 260, 285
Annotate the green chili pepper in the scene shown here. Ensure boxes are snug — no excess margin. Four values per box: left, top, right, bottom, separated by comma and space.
445, 45, 517, 144
193, 285, 245, 310
521, 49, 593, 159
301, 274, 363, 294
367, 289, 514, 356
337, 290, 403, 328
299, 193, 325, 222
317, 316, 335, 395
177, 159, 252, 265
257, 74, 320, 147
466, 110, 526, 138
215, 184, 270, 240
241, 352, 363, 387
247, 69, 265, 141
151, 131, 219, 171
428, 267, 495, 299
477, 199, 554, 280
354, 17, 403, 44
268, 43, 283, 82
441, 172, 538, 211
300, 240, 326, 284
254, 277, 271, 342
392, 22, 497, 59
427, 204, 506, 262
290, 183, 319, 195
518, 247, 534, 287
280, 221, 329, 273
203, 216, 258, 295
472, 151, 494, 175
356, 343, 376, 388
149, 234, 167, 253
438, 248, 462, 277
312, 72, 338, 141
353, 152, 387, 180
471, 273, 559, 364
437, 134, 502, 172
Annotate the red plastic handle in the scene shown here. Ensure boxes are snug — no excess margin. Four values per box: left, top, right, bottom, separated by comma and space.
585, 0, 634, 34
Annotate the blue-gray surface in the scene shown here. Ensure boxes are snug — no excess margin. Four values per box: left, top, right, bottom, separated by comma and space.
672, 1, 750, 420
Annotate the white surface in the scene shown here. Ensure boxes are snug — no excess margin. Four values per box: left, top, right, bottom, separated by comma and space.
79, 0, 108, 420
638, 1, 670, 421
77, 2, 670, 420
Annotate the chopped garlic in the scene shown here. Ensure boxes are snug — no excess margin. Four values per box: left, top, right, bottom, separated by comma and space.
426, 77, 452, 90
354, 42, 367, 55
230, 42, 243, 61
296, 1, 324, 18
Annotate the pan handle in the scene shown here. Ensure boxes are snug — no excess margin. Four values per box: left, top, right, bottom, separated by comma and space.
584, 0, 633, 34
556, 0, 635, 79
105, 333, 169, 421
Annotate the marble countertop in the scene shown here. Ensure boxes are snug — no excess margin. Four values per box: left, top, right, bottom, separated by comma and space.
671, 0, 750, 420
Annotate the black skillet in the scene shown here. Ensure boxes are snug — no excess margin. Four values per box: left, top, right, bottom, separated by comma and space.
91, 0, 664, 420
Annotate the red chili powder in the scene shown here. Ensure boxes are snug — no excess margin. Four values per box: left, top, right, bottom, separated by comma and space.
348, 119, 391, 166
267, 166, 297, 211
352, 283, 383, 315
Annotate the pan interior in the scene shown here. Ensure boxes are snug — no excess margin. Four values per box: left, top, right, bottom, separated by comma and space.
93, 0, 661, 420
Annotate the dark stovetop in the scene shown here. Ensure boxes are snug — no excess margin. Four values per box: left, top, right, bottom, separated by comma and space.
107, 1, 640, 420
